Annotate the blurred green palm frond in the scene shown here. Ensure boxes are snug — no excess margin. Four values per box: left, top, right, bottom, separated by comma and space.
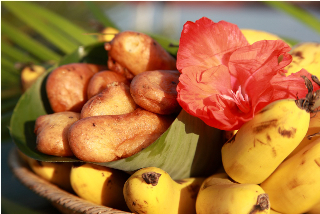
1, 1, 116, 140
2, 1, 320, 142
264, 1, 320, 35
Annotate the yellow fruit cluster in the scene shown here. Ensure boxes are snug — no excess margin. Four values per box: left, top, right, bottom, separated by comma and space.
19, 30, 320, 214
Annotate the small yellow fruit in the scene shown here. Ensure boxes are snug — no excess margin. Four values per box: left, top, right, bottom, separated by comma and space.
98, 27, 119, 42
70, 163, 129, 210
196, 172, 270, 214
26, 156, 72, 191
285, 42, 320, 76
123, 167, 205, 214
20, 64, 46, 92
241, 29, 286, 45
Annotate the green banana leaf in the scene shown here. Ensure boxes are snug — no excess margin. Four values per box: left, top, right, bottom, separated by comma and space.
9, 42, 224, 180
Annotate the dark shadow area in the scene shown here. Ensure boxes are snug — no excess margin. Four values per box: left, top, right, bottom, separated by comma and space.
186, 115, 224, 178
40, 72, 54, 114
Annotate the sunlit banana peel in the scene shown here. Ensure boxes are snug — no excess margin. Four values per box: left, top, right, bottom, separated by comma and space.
241, 29, 288, 45
285, 42, 320, 77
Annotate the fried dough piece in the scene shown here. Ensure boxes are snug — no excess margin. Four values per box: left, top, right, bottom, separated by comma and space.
87, 70, 129, 99
34, 111, 80, 157
105, 31, 177, 77
68, 108, 175, 162
46, 63, 104, 113
81, 82, 137, 118
130, 70, 181, 115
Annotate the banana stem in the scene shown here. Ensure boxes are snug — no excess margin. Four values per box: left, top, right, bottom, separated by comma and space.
142, 172, 162, 186
250, 193, 270, 214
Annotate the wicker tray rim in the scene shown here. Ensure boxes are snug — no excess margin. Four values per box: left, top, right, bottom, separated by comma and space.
8, 147, 132, 214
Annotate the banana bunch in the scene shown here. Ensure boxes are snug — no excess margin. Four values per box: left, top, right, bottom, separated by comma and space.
222, 99, 310, 184
260, 138, 320, 213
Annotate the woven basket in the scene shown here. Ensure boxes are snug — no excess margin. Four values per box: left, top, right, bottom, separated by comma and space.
8, 148, 132, 214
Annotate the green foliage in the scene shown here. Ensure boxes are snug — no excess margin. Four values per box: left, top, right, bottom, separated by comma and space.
264, 1, 320, 35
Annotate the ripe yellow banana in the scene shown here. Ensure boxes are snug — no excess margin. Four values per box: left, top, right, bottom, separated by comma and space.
20, 64, 46, 92
269, 209, 282, 214
286, 112, 320, 159
123, 167, 205, 214
241, 29, 287, 45
260, 138, 320, 213
22, 153, 73, 191
70, 163, 129, 210
270, 209, 281, 214
196, 172, 270, 214
285, 42, 320, 77
222, 99, 310, 184
307, 200, 320, 214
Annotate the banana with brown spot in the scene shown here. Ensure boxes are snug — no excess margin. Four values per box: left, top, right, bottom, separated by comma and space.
222, 99, 310, 184
196, 172, 270, 214
285, 42, 320, 77
260, 138, 320, 213
123, 167, 205, 214
286, 112, 320, 160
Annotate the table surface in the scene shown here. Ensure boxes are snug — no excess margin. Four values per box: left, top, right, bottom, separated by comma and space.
2, 139, 61, 214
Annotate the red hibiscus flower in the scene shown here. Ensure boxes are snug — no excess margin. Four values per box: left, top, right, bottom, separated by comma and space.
176, 17, 318, 131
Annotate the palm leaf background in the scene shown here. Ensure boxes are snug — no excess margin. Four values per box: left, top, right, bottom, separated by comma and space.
1, 1, 320, 213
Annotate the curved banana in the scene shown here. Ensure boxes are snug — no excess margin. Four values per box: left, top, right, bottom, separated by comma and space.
70, 163, 129, 210
222, 99, 310, 184
260, 137, 320, 213
241, 29, 287, 45
286, 112, 320, 159
196, 172, 270, 214
23, 153, 73, 191
123, 167, 205, 214
285, 42, 320, 77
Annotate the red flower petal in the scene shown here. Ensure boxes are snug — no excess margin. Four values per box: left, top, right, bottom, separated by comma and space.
176, 17, 249, 73
271, 69, 320, 99
176, 17, 316, 131
228, 40, 293, 113
177, 65, 254, 130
